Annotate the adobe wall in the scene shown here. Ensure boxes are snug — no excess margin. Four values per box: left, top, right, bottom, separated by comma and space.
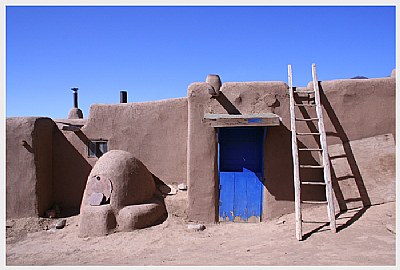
329, 133, 395, 211
187, 75, 396, 223
6, 73, 395, 222
50, 98, 188, 212
317, 77, 395, 144
187, 81, 297, 222
82, 97, 188, 185
6, 117, 55, 219
52, 119, 92, 212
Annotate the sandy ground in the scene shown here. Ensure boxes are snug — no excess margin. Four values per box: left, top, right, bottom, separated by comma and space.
6, 191, 396, 266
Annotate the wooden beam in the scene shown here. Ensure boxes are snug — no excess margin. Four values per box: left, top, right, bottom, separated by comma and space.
203, 113, 280, 127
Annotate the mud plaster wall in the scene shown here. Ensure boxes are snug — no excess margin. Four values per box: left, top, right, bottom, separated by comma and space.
6, 76, 395, 221
317, 77, 395, 144
187, 76, 396, 223
328, 133, 396, 212
6, 117, 54, 219
82, 97, 188, 185
52, 119, 92, 211
187, 81, 297, 222
33, 98, 187, 213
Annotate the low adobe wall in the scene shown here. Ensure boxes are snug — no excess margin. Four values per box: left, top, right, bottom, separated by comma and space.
187, 74, 396, 223
6, 117, 54, 219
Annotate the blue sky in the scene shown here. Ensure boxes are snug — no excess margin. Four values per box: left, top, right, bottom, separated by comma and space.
6, 6, 396, 119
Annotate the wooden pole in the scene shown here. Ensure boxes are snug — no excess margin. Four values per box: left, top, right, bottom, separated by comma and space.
288, 64, 302, 240
312, 63, 336, 233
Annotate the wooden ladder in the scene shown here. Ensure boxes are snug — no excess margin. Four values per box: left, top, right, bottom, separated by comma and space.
288, 63, 336, 241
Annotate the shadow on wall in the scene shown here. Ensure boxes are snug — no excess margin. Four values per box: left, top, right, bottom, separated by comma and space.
265, 83, 373, 239
263, 124, 325, 203
74, 130, 104, 158
52, 128, 92, 217
295, 83, 372, 240
152, 173, 172, 197
214, 93, 241, 115
21, 140, 34, 153
319, 81, 371, 212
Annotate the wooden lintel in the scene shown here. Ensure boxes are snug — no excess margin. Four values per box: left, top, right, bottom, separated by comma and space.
203, 113, 280, 127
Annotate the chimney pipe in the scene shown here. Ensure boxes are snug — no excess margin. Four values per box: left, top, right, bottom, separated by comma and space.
71, 87, 78, 108
120, 90, 127, 103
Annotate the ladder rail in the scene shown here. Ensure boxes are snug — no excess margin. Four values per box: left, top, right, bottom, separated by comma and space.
288, 65, 302, 240
311, 63, 337, 233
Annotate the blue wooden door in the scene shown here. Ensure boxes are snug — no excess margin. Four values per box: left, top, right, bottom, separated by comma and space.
218, 127, 265, 222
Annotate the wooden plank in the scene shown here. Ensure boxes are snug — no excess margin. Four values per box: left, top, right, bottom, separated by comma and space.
288, 64, 302, 241
295, 117, 319, 121
219, 173, 235, 222
296, 132, 321, 136
204, 113, 279, 120
294, 104, 316, 107
301, 181, 326, 185
293, 90, 314, 94
299, 165, 324, 169
203, 113, 280, 127
301, 200, 328, 204
312, 63, 337, 233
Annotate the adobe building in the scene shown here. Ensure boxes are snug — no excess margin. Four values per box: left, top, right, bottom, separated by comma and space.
6, 68, 396, 227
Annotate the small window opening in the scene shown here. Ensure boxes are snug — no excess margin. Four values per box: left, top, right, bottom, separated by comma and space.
88, 140, 108, 158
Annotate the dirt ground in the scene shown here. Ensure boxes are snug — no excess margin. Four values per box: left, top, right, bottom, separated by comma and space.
6, 191, 396, 266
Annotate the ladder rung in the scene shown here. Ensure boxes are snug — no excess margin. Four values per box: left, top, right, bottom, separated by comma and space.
293, 90, 314, 94
299, 165, 324, 169
294, 95, 315, 100
301, 181, 326, 185
294, 103, 316, 107
344, 197, 363, 203
296, 132, 321, 136
295, 118, 319, 121
289, 64, 336, 241
301, 200, 328, 204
